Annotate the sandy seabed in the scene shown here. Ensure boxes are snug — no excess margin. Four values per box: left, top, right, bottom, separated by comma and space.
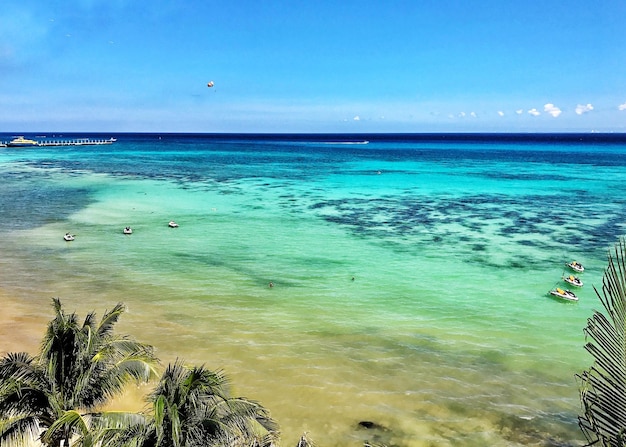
0, 291, 46, 355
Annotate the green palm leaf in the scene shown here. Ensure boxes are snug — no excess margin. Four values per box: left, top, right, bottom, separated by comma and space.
42, 409, 90, 445
578, 238, 626, 446
0, 414, 42, 447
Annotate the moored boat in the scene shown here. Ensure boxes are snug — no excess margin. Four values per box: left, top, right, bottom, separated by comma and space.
563, 274, 583, 287
566, 261, 584, 273
549, 287, 578, 302
168, 221, 179, 228
123, 226, 133, 234
7, 136, 38, 147
63, 233, 75, 241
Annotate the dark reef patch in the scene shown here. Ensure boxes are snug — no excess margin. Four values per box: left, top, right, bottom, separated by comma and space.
0, 182, 94, 231
308, 193, 619, 266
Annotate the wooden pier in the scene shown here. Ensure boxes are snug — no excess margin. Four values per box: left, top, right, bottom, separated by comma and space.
36, 138, 117, 146
0, 137, 117, 148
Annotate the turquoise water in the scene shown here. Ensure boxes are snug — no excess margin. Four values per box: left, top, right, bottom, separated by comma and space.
1, 133, 626, 446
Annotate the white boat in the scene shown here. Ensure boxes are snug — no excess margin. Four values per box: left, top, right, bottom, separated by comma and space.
63, 233, 75, 241
549, 288, 578, 302
563, 274, 583, 287
7, 136, 38, 147
168, 221, 179, 228
123, 226, 133, 234
566, 261, 584, 273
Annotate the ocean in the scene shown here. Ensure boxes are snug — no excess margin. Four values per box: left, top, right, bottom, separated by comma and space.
1, 133, 626, 446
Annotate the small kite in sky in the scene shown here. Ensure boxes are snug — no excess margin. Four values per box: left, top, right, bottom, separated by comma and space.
207, 81, 214, 88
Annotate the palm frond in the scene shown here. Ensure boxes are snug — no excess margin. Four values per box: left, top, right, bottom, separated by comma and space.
215, 397, 279, 433
96, 303, 126, 339
0, 352, 37, 385
41, 409, 90, 445
51, 297, 63, 315
198, 395, 279, 447
82, 310, 98, 333
0, 414, 42, 447
95, 414, 156, 447
578, 238, 626, 447
0, 383, 53, 421
88, 411, 151, 447
169, 403, 182, 447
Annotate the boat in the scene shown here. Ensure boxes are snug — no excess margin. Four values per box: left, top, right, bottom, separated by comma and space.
63, 233, 75, 241
168, 221, 179, 228
7, 136, 38, 147
549, 287, 578, 302
566, 261, 584, 273
563, 274, 583, 287
123, 226, 133, 234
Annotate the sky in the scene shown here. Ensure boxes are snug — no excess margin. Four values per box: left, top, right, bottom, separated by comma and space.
1, 0, 626, 133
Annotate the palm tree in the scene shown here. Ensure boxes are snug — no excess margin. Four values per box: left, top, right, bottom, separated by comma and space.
102, 360, 279, 447
0, 298, 159, 447
578, 238, 626, 446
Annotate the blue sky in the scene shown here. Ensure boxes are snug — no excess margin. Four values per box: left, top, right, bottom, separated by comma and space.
2, 0, 625, 133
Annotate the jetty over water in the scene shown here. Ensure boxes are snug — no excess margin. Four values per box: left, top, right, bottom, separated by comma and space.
0, 136, 117, 148
36, 138, 117, 147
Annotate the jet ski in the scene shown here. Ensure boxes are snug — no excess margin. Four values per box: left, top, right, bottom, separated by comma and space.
549, 287, 578, 302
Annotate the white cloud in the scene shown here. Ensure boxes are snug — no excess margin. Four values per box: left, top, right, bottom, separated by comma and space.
619, 103, 626, 111
353, 115, 360, 121
458, 112, 466, 117
543, 103, 562, 118
575, 104, 594, 115
528, 108, 540, 116
497, 111, 504, 117
516, 109, 524, 115
470, 112, 477, 118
